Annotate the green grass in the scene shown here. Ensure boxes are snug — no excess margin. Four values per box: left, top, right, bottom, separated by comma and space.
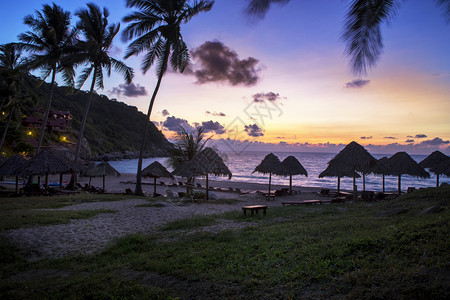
0, 185, 449, 299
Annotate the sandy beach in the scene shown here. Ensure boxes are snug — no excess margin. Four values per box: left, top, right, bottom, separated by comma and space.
2, 173, 336, 261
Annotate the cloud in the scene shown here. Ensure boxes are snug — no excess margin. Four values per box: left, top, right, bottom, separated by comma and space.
188, 40, 260, 86
244, 124, 264, 137
205, 111, 226, 117
405, 139, 415, 143
415, 134, 427, 138
418, 137, 449, 146
200, 120, 226, 134
360, 136, 373, 140
345, 79, 370, 88
110, 83, 148, 97
162, 116, 194, 132
252, 92, 284, 103
384, 137, 397, 139
161, 109, 170, 117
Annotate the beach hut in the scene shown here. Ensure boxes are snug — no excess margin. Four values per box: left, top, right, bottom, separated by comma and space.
142, 161, 173, 196
319, 163, 360, 195
253, 153, 284, 198
83, 161, 120, 192
280, 156, 307, 194
326, 141, 377, 200
419, 151, 449, 187
0, 155, 27, 193
386, 152, 430, 195
173, 147, 232, 200
24, 150, 77, 190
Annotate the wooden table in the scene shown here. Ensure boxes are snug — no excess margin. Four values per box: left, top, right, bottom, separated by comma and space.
242, 205, 268, 216
281, 200, 322, 206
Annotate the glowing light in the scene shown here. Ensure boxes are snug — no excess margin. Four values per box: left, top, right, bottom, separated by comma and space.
27, 131, 32, 136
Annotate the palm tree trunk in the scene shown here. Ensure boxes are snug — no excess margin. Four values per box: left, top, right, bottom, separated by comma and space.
71, 68, 97, 188
36, 67, 56, 153
0, 109, 13, 151
135, 66, 166, 196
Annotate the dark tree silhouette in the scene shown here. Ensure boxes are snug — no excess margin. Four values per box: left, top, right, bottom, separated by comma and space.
245, 0, 450, 75
17, 3, 77, 153
122, 0, 214, 195
70, 3, 134, 187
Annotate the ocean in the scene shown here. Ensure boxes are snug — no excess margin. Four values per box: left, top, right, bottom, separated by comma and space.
108, 151, 449, 192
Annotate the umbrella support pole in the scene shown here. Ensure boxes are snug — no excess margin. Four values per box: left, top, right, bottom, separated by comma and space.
103, 175, 105, 192
382, 175, 385, 193
337, 177, 340, 195
352, 173, 357, 201
363, 173, 366, 192
60, 173, 63, 190
154, 177, 157, 197
289, 175, 292, 194
269, 172, 272, 197
398, 175, 401, 195
206, 173, 209, 200
436, 174, 439, 188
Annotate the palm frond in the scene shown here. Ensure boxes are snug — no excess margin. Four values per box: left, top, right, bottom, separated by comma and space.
110, 58, 134, 84
244, 0, 289, 19
436, 0, 450, 23
342, 0, 399, 75
76, 65, 93, 89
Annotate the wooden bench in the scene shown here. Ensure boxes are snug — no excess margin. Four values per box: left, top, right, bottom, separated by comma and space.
281, 200, 322, 206
242, 205, 268, 216
265, 193, 275, 201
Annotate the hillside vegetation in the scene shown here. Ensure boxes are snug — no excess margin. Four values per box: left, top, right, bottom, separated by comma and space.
21, 76, 172, 159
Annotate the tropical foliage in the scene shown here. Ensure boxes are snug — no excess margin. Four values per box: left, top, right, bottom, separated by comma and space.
245, 0, 450, 75
17, 3, 78, 152
122, 0, 214, 195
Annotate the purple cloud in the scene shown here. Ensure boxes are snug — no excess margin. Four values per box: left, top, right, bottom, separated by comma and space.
345, 79, 370, 88
252, 92, 284, 103
418, 137, 449, 146
244, 124, 264, 137
205, 111, 226, 117
415, 134, 427, 138
161, 109, 170, 117
405, 139, 415, 143
162, 116, 194, 132
361, 136, 373, 140
201, 120, 226, 134
384, 137, 397, 140
187, 41, 260, 86
110, 83, 147, 97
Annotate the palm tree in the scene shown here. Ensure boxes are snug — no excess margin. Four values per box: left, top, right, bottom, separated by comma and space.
122, 0, 214, 195
245, 0, 450, 75
168, 126, 212, 193
70, 3, 134, 187
17, 3, 77, 153
0, 43, 33, 151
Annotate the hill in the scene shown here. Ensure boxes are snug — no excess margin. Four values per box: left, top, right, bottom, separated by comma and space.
23, 76, 173, 159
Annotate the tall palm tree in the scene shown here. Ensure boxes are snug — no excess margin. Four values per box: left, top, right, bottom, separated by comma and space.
70, 3, 134, 187
17, 3, 77, 153
245, 0, 450, 75
122, 0, 214, 195
0, 43, 33, 151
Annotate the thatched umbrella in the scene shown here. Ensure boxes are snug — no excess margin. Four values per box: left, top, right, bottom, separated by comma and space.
326, 141, 377, 200
83, 161, 120, 191
25, 150, 77, 189
142, 161, 173, 196
253, 153, 284, 197
280, 156, 307, 193
429, 158, 450, 179
419, 151, 449, 187
0, 155, 27, 193
386, 152, 430, 195
374, 157, 390, 193
319, 163, 360, 194
173, 148, 232, 200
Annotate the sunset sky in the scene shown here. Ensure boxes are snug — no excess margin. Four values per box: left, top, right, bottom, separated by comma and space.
1, 0, 449, 154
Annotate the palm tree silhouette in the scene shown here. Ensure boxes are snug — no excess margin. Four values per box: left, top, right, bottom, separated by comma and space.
17, 3, 77, 153
0, 43, 34, 151
245, 0, 450, 75
122, 0, 214, 195
70, 3, 134, 187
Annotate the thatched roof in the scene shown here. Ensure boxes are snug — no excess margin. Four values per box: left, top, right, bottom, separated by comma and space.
0, 155, 28, 176
327, 141, 377, 172
319, 163, 361, 178
386, 152, 430, 178
83, 161, 120, 177
142, 161, 173, 179
430, 158, 450, 176
280, 156, 308, 176
253, 153, 283, 175
366, 157, 390, 175
172, 147, 232, 179
419, 151, 449, 170
25, 150, 76, 175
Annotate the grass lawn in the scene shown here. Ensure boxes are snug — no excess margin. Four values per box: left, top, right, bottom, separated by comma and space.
0, 186, 449, 299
